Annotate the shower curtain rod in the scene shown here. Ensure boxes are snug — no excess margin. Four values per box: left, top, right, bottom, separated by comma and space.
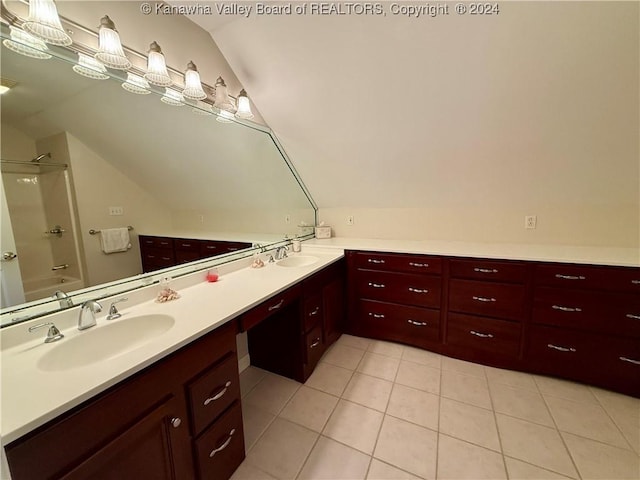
0, 159, 68, 168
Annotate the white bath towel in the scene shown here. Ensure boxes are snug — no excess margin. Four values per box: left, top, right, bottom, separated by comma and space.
100, 228, 131, 254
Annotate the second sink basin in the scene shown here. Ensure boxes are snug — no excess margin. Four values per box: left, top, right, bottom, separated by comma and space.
38, 314, 175, 372
276, 255, 319, 268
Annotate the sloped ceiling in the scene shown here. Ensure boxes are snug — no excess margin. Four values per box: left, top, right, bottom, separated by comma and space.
182, 2, 639, 211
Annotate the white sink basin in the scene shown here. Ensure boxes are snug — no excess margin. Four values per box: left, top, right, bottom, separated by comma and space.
276, 255, 319, 268
37, 314, 175, 372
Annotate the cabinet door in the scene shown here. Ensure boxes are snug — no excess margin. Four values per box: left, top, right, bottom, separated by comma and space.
323, 276, 345, 346
60, 396, 192, 480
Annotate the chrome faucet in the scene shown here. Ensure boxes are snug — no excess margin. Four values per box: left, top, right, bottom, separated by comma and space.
107, 297, 128, 320
78, 300, 102, 330
275, 245, 289, 260
53, 290, 73, 308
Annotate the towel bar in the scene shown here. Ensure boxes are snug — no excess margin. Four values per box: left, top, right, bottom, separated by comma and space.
89, 226, 134, 235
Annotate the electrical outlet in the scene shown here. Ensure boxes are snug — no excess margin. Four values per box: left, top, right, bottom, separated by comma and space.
347, 215, 354, 226
285, 214, 291, 224
525, 215, 537, 229
109, 206, 124, 216
198, 214, 204, 224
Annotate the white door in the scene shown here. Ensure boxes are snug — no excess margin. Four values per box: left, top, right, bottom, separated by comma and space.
0, 180, 25, 307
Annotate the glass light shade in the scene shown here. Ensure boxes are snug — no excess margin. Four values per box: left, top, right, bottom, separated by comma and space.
235, 89, 254, 120
182, 61, 207, 100
94, 16, 131, 70
192, 101, 214, 116
73, 53, 109, 80
161, 88, 184, 106
213, 76, 235, 112
22, 0, 72, 46
121, 73, 150, 94
215, 108, 235, 123
144, 42, 172, 86
3, 26, 52, 60
0, 85, 10, 95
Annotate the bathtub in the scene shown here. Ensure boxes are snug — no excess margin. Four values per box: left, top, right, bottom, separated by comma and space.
23, 275, 85, 302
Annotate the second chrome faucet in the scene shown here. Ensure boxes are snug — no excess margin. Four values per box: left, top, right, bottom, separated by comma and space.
78, 300, 102, 330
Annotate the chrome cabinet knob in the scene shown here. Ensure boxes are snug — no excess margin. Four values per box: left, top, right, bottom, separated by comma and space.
2, 251, 17, 261
170, 417, 182, 428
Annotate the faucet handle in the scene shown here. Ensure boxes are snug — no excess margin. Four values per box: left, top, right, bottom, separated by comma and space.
29, 322, 64, 343
107, 297, 128, 320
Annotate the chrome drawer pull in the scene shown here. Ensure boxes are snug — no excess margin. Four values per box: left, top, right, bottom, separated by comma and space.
368, 312, 385, 319
552, 305, 582, 313
470, 330, 494, 338
626, 314, 640, 320
203, 381, 232, 406
472, 296, 496, 303
632, 280, 640, 285
409, 262, 429, 268
407, 320, 427, 326
310, 337, 321, 348
474, 268, 498, 273
367, 259, 385, 264
555, 274, 586, 281
268, 299, 285, 311
619, 356, 640, 365
408, 287, 429, 294
309, 307, 320, 316
368, 282, 386, 288
209, 428, 235, 458
547, 344, 576, 353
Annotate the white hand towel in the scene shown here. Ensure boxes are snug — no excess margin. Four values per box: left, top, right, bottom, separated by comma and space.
100, 228, 131, 254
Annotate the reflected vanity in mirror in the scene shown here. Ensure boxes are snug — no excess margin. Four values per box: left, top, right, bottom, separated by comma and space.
0, 4, 316, 325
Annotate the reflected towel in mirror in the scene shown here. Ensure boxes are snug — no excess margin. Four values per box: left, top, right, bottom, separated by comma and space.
100, 228, 131, 254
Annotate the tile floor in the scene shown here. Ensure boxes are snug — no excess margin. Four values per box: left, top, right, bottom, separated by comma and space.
231, 334, 640, 480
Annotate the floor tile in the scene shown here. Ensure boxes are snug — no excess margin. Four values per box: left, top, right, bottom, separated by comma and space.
485, 366, 538, 391
496, 414, 578, 478
243, 373, 300, 415
357, 352, 401, 381
241, 403, 276, 452
342, 372, 393, 412
490, 383, 555, 427
304, 362, 354, 397
395, 360, 441, 394
367, 339, 404, 359
230, 461, 278, 480
374, 415, 437, 479
441, 369, 492, 409
590, 387, 640, 419
534, 376, 598, 404
562, 432, 640, 479
612, 412, 640, 454
504, 457, 575, 480
321, 344, 366, 370
279, 385, 339, 432
442, 356, 487, 378
439, 397, 501, 452
336, 334, 373, 351
402, 345, 442, 369
323, 399, 384, 454
298, 436, 370, 479
366, 459, 422, 480
386, 384, 439, 431
437, 434, 507, 479
246, 418, 318, 479
240, 366, 269, 398
544, 395, 630, 449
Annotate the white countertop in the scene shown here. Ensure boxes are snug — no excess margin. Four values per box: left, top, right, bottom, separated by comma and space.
306, 237, 640, 267
0, 246, 343, 446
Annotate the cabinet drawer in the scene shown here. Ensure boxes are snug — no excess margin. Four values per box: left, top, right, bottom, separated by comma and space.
141, 248, 175, 266
240, 285, 302, 331
356, 270, 441, 308
533, 287, 640, 337
304, 323, 324, 368
450, 259, 528, 284
222, 241, 251, 253
535, 264, 640, 293
354, 252, 442, 275
174, 238, 202, 252
176, 251, 201, 264
357, 299, 440, 345
194, 401, 245, 480
201, 241, 223, 256
446, 312, 521, 359
449, 279, 526, 321
139, 236, 173, 249
303, 293, 323, 332
188, 353, 241, 437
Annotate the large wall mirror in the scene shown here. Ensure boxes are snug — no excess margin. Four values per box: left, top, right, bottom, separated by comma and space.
0, 8, 316, 326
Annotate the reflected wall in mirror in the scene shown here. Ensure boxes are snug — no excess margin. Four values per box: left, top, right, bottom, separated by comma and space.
0, 12, 316, 323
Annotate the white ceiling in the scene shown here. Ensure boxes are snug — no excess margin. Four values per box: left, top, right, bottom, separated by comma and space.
181, 2, 639, 211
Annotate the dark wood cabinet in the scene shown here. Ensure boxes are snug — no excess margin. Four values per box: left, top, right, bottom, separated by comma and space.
5, 321, 244, 480
139, 235, 252, 273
